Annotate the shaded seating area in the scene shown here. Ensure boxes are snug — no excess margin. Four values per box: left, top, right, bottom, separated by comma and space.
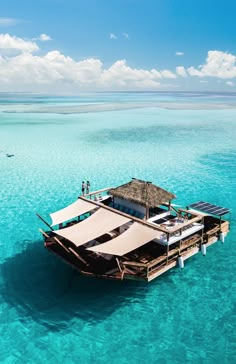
108, 202, 145, 219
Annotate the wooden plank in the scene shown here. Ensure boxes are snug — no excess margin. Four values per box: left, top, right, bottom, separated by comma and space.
39, 228, 50, 239
116, 258, 123, 272
122, 261, 147, 268
68, 247, 89, 266
170, 215, 203, 233
84, 187, 113, 197
36, 213, 54, 231
178, 208, 200, 216
148, 261, 177, 281
206, 226, 220, 235
147, 234, 201, 269
53, 236, 70, 253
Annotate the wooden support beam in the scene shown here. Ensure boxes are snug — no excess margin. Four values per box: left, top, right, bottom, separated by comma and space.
39, 229, 70, 255
36, 213, 54, 231
123, 266, 137, 275
166, 244, 169, 264
178, 239, 182, 255
40, 230, 71, 255
69, 247, 89, 266
116, 258, 125, 279
84, 187, 113, 198
122, 261, 147, 268
170, 215, 203, 233
170, 205, 178, 214
39, 228, 50, 239
116, 258, 122, 273
53, 236, 70, 253
178, 208, 200, 216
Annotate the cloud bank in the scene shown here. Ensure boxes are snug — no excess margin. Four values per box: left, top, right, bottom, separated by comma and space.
0, 34, 235, 91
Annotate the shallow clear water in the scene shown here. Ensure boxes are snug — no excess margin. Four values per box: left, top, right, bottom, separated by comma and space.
0, 92, 235, 363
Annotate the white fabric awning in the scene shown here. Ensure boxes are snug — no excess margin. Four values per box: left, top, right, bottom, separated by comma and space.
87, 222, 161, 256
53, 208, 131, 247
50, 198, 97, 226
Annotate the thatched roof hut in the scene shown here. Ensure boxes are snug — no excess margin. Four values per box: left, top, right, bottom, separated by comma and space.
109, 179, 176, 208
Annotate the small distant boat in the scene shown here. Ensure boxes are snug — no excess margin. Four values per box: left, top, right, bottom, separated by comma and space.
6, 154, 14, 158
37, 179, 230, 282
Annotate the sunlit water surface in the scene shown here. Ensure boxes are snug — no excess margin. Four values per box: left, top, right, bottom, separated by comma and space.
0, 92, 235, 364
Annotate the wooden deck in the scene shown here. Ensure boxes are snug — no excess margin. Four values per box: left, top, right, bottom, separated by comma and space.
43, 217, 230, 282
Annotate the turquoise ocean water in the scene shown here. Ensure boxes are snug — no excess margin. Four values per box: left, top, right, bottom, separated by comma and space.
0, 92, 235, 363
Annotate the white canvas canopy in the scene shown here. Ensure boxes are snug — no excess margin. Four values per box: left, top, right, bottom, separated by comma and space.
87, 222, 162, 256
50, 198, 97, 226
53, 208, 131, 247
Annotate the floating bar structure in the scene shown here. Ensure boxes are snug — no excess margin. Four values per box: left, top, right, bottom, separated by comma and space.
38, 179, 230, 282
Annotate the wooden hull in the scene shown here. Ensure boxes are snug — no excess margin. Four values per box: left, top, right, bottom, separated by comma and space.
43, 219, 230, 282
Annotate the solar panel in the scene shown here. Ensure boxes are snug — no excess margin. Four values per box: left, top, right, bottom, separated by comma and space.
188, 201, 230, 216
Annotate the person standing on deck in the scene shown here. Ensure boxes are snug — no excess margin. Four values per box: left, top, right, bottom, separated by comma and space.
86, 181, 90, 195
81, 181, 86, 196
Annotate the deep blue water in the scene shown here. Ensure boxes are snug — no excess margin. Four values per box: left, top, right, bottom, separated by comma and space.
0, 92, 235, 363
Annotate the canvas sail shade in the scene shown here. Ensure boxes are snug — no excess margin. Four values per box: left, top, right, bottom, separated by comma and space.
50, 198, 97, 226
53, 208, 131, 247
87, 222, 161, 256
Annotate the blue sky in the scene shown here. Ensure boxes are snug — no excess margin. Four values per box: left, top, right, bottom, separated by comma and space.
0, 0, 236, 92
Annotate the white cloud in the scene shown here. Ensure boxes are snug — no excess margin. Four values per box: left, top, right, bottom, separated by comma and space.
1, 35, 235, 92
38, 33, 52, 41
109, 33, 117, 40
122, 33, 129, 39
160, 70, 176, 79
0, 18, 19, 26
176, 52, 184, 56
0, 49, 181, 91
100, 60, 163, 88
0, 33, 39, 53
187, 51, 236, 79
176, 66, 187, 77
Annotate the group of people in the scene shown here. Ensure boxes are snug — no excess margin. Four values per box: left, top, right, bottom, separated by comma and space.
81, 181, 90, 196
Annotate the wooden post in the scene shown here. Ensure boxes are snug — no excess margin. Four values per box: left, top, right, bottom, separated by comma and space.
145, 181, 152, 220
116, 258, 125, 280
116, 258, 122, 273
145, 206, 148, 220
145, 182, 149, 220
166, 244, 169, 264
178, 240, 182, 255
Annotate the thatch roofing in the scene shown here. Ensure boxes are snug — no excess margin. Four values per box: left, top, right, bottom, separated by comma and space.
109, 179, 176, 208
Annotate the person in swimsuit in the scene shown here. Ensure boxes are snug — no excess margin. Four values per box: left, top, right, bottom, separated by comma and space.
86, 181, 90, 194
82, 181, 86, 196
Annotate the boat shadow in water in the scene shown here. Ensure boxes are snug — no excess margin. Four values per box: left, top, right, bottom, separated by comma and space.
0, 240, 146, 330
